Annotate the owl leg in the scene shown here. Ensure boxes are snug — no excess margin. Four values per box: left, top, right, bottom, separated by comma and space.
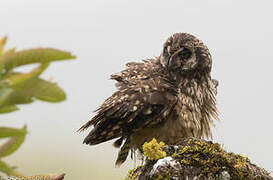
115, 138, 130, 166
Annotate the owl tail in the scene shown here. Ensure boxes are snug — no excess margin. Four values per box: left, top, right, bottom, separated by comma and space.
115, 138, 130, 167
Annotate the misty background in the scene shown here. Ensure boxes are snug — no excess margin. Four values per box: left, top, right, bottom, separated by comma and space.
1, 0, 273, 179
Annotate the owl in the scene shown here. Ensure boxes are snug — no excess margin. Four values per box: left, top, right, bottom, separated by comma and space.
79, 33, 218, 166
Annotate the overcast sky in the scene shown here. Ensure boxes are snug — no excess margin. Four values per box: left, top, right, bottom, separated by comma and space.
1, 0, 273, 179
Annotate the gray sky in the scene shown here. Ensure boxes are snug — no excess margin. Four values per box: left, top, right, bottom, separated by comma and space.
1, 0, 273, 179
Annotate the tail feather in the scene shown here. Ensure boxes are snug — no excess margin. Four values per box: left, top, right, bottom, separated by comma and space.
83, 127, 119, 145
81, 117, 123, 145
78, 121, 93, 132
115, 138, 130, 167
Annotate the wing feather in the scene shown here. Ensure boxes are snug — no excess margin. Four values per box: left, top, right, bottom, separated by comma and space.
79, 59, 177, 145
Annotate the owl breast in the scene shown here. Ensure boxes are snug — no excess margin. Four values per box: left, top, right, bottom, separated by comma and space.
130, 96, 202, 148
130, 78, 216, 149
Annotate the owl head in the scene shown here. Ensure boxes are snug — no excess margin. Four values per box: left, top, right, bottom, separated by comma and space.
160, 33, 212, 74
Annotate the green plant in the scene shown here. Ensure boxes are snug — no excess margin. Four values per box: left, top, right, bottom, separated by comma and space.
0, 36, 75, 178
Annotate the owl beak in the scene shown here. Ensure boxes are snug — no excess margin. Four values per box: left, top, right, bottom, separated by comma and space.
168, 56, 175, 69
168, 48, 183, 69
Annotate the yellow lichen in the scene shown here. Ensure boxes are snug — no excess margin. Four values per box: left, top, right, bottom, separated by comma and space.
234, 155, 248, 169
126, 138, 266, 180
155, 173, 171, 180
125, 165, 144, 180
143, 138, 166, 160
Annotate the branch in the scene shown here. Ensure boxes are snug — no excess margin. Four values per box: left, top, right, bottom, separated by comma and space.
7, 173, 65, 180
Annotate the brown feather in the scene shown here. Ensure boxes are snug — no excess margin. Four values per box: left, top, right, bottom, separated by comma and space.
80, 33, 219, 166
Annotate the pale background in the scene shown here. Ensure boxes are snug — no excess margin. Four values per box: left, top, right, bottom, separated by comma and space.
1, 0, 273, 179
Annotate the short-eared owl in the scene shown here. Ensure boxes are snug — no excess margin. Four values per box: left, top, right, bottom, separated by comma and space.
79, 33, 218, 166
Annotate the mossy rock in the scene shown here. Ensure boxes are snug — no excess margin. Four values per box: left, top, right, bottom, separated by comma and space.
125, 138, 272, 180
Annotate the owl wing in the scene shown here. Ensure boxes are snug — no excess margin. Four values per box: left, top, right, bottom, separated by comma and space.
79, 60, 177, 145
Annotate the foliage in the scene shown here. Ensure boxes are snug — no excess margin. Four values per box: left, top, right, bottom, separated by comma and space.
0, 36, 75, 179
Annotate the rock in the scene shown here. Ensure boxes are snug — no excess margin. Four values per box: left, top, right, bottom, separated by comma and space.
125, 138, 273, 180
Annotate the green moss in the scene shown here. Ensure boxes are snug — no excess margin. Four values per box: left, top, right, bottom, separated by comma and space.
173, 139, 224, 168
171, 138, 252, 179
125, 138, 271, 180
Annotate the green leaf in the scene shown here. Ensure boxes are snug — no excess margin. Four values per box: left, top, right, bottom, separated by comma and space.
0, 159, 16, 176
1, 48, 76, 71
0, 87, 33, 108
4, 47, 16, 56
0, 36, 7, 56
0, 126, 27, 158
0, 126, 27, 138
3, 62, 50, 86
0, 88, 14, 107
13, 77, 66, 102
0, 105, 19, 113
0, 60, 3, 79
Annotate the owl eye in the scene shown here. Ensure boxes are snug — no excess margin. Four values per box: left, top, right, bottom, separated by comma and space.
178, 48, 192, 60
163, 46, 169, 57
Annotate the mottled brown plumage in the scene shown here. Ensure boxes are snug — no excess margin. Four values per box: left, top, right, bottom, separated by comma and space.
79, 33, 218, 166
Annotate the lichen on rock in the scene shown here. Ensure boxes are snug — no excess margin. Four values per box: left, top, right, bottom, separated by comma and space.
143, 138, 167, 161
125, 138, 273, 180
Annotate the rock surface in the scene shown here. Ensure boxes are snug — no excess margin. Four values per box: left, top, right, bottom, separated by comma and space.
125, 138, 273, 180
